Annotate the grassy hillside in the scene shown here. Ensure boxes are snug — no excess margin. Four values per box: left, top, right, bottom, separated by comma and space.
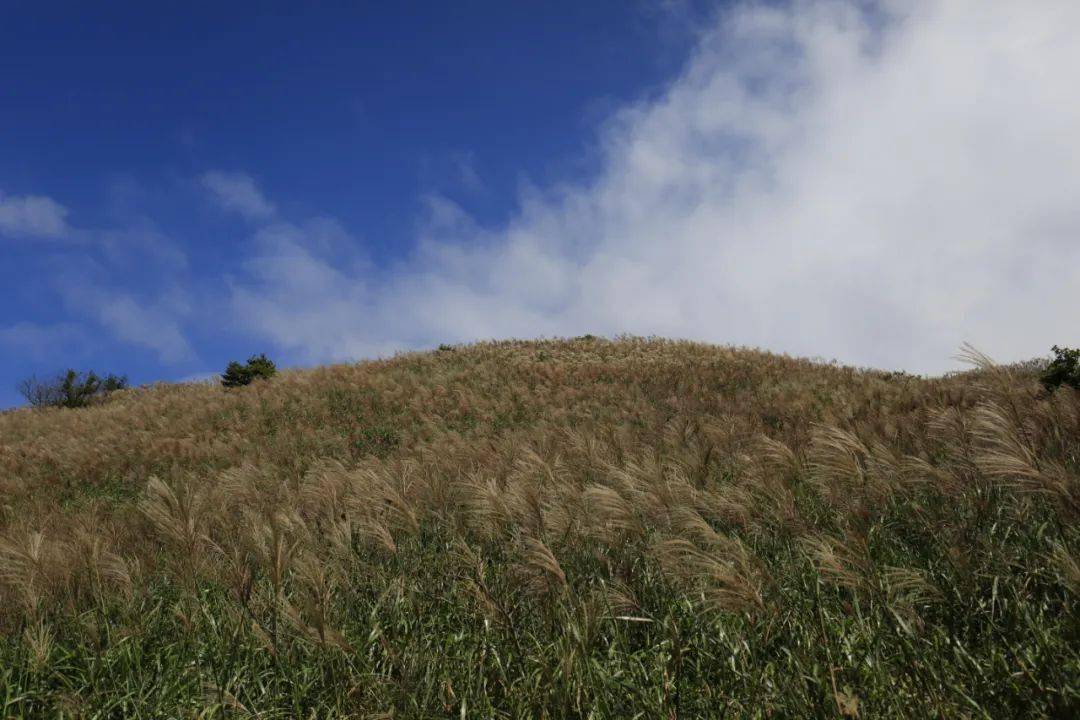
0, 338, 1076, 717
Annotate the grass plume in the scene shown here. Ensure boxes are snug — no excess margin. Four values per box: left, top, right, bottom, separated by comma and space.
0, 337, 1076, 717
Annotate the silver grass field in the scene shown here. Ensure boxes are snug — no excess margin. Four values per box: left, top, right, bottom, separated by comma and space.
0, 338, 1076, 717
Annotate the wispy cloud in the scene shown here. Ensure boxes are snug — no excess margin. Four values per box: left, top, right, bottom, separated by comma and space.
0, 190, 70, 239
0, 186, 198, 373
230, 219, 380, 360
91, 292, 194, 363
227, 0, 1080, 373
200, 171, 276, 221
57, 278, 195, 363
0, 322, 92, 361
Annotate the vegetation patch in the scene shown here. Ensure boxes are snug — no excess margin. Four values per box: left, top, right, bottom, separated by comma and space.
0, 339, 1076, 717
221, 353, 277, 388
1041, 345, 1080, 391
18, 369, 127, 409
351, 425, 401, 459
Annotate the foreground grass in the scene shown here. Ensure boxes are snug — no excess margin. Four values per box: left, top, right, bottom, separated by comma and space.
0, 338, 1077, 717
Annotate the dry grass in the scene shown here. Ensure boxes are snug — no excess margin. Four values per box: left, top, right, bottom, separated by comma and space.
0, 336, 1076, 717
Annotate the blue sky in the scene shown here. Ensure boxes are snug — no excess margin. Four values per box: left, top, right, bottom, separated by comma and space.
0, 1, 711, 406
2, 1, 1079, 408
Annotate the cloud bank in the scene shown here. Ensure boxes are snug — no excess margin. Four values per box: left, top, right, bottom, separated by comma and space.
225, 0, 1080, 374
13, 1, 1070, 379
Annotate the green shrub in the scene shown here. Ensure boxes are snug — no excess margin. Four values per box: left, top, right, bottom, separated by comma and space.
18, 369, 128, 409
221, 353, 277, 388
1039, 345, 1080, 391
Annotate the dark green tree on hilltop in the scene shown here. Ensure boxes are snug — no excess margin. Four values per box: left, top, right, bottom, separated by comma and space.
1040, 345, 1080, 391
221, 353, 277, 388
17, 369, 128, 409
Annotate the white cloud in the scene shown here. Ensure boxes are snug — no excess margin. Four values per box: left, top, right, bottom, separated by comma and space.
59, 281, 194, 363
0, 191, 70, 238
0, 322, 90, 360
231, 0, 1080, 373
201, 171, 275, 221
231, 220, 382, 360
95, 293, 193, 363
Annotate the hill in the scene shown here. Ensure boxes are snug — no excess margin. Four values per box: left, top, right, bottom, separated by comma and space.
0, 337, 1076, 717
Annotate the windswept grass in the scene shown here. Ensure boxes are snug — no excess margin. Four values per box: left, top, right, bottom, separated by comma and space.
0, 337, 1076, 717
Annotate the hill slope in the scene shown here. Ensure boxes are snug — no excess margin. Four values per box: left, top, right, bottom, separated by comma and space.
1, 338, 1077, 717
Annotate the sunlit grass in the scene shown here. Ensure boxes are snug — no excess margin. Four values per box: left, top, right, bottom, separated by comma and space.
0, 337, 1077, 717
